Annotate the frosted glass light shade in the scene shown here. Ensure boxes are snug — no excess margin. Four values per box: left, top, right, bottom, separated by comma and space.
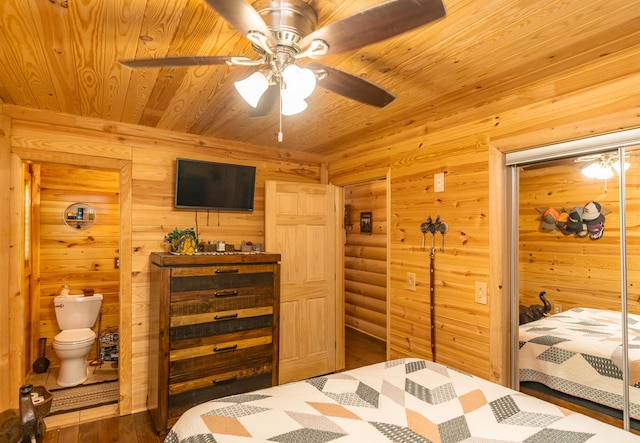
281, 88, 307, 115
234, 72, 269, 107
612, 160, 630, 174
581, 163, 614, 179
282, 64, 316, 99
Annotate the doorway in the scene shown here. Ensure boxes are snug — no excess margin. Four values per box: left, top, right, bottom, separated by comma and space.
343, 178, 388, 366
26, 163, 121, 412
8, 151, 132, 422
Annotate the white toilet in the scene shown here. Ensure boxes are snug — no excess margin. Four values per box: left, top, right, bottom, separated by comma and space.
53, 294, 103, 387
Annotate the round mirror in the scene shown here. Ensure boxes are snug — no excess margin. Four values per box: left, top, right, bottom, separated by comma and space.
63, 203, 96, 230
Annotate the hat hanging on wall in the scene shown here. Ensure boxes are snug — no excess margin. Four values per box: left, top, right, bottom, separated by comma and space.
540, 207, 560, 232
536, 202, 610, 239
582, 201, 606, 240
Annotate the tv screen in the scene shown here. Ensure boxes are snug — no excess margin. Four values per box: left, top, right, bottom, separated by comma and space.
174, 158, 256, 212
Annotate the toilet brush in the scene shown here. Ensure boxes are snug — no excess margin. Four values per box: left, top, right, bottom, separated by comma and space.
33, 337, 50, 374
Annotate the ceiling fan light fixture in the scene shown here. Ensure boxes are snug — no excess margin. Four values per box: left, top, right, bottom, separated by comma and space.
280, 88, 308, 115
612, 160, 631, 174
234, 71, 270, 107
580, 152, 630, 179
581, 162, 614, 180
282, 64, 316, 99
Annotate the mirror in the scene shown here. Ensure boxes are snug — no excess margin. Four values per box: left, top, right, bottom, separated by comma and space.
63, 202, 96, 230
513, 145, 640, 431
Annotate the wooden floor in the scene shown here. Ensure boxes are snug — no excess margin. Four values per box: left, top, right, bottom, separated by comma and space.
42, 327, 386, 442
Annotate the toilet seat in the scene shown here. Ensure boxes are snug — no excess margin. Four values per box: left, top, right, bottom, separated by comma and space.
54, 328, 96, 346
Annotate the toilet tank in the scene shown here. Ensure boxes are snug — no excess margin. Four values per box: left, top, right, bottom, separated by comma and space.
54, 294, 103, 330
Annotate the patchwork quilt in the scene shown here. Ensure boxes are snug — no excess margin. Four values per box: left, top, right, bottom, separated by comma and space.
164, 358, 638, 442
519, 308, 640, 419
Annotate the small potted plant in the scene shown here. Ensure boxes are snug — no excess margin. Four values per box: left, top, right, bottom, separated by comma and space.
165, 227, 198, 254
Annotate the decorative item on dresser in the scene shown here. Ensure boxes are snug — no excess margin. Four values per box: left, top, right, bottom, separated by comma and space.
148, 251, 281, 435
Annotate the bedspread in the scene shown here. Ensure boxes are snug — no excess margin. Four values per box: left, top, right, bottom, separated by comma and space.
164, 358, 638, 442
519, 307, 640, 419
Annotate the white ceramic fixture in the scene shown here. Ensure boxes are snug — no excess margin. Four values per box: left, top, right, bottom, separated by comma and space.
52, 294, 103, 387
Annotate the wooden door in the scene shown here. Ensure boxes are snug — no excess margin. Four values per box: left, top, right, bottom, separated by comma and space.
265, 181, 343, 384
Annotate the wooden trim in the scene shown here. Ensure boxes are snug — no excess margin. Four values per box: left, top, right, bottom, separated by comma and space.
2, 105, 324, 165
118, 161, 133, 415
385, 169, 391, 361
488, 143, 510, 385
0, 110, 13, 410
335, 185, 345, 371
12, 147, 130, 169
8, 152, 24, 409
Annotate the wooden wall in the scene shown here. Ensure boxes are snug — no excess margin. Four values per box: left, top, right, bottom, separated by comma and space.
328, 68, 640, 384
518, 154, 640, 314
1, 61, 639, 416
35, 164, 121, 368
1, 104, 322, 416
344, 180, 387, 341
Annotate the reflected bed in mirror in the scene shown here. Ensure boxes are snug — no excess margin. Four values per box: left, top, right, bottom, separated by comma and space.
519, 308, 640, 429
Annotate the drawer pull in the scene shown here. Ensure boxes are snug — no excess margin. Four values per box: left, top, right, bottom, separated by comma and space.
214, 313, 239, 320
215, 268, 239, 274
214, 290, 239, 298
213, 375, 237, 385
213, 344, 238, 352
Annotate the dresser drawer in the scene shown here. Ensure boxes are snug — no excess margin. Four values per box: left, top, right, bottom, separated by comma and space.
169, 327, 273, 374
169, 349, 274, 393
170, 308, 273, 341
170, 291, 274, 317
170, 265, 275, 298
167, 371, 273, 426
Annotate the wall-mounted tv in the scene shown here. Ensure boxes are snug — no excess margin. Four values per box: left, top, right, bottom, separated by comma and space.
174, 158, 256, 212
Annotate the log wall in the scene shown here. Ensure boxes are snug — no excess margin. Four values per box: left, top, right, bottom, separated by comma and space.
344, 180, 387, 341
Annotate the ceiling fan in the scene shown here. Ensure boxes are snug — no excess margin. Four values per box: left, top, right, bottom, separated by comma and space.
120, 0, 447, 140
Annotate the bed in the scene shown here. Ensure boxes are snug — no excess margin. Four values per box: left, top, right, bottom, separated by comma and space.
164, 357, 638, 442
519, 307, 640, 421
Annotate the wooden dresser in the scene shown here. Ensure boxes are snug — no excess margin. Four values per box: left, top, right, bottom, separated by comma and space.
148, 251, 281, 434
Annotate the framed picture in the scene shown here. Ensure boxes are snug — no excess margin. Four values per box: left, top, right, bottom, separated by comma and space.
360, 211, 372, 233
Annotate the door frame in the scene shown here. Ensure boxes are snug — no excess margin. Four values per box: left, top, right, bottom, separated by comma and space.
7, 150, 132, 414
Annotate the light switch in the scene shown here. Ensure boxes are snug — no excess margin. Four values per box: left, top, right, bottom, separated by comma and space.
407, 272, 416, 291
434, 173, 444, 192
475, 281, 487, 304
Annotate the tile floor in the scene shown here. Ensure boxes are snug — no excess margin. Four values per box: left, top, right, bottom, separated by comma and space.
28, 362, 119, 391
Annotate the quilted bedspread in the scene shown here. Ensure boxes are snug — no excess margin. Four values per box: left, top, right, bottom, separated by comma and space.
520, 308, 640, 419
164, 358, 639, 442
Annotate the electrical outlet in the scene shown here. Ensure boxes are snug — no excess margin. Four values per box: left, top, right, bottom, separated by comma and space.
407, 272, 416, 291
475, 281, 487, 304
554, 303, 562, 314
434, 172, 445, 193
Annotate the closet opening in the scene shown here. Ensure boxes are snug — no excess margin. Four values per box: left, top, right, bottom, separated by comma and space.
506, 128, 640, 433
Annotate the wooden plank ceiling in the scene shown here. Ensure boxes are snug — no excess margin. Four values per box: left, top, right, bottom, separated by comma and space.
0, 0, 638, 156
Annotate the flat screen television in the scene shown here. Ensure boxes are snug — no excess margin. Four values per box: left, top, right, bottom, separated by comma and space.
174, 158, 256, 212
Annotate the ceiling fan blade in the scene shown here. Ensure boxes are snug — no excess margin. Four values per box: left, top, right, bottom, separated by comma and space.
308, 62, 395, 108
248, 84, 279, 117
119, 55, 252, 68
299, 0, 446, 57
204, 0, 276, 50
